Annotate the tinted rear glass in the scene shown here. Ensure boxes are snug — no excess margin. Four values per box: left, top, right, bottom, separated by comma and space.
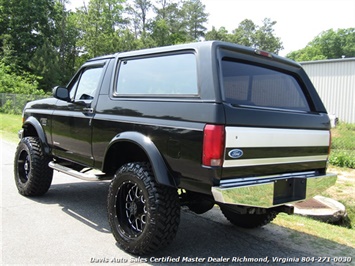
221, 59, 310, 112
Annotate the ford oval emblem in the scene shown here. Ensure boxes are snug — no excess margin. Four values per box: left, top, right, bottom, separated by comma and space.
228, 149, 243, 159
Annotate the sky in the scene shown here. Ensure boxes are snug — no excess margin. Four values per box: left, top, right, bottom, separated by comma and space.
67, 0, 355, 56
203, 0, 355, 55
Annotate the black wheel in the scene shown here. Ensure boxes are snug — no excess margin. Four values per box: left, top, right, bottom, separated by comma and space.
14, 137, 53, 196
107, 162, 180, 255
221, 206, 277, 228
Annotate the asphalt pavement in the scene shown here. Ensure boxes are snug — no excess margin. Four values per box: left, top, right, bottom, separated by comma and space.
1, 138, 354, 265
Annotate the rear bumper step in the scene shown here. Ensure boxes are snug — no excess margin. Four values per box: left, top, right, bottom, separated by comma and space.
212, 172, 337, 208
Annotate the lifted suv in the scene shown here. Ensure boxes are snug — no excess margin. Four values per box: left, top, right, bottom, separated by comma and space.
14, 41, 336, 255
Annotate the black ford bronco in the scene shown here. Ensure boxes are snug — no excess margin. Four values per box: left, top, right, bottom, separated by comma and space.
14, 41, 337, 255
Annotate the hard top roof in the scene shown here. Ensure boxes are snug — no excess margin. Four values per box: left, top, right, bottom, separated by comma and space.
87, 40, 299, 67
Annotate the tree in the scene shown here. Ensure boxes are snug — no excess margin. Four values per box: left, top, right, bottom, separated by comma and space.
232, 18, 283, 53
76, 0, 126, 59
150, 18, 170, 46
151, 0, 186, 46
205, 26, 231, 42
253, 18, 283, 53
230, 19, 256, 47
0, 61, 43, 95
0, 0, 57, 72
287, 28, 355, 61
287, 46, 327, 62
181, 0, 208, 41
126, 0, 152, 39
29, 40, 61, 90
53, 1, 80, 84
0, 0, 8, 55
206, 18, 283, 54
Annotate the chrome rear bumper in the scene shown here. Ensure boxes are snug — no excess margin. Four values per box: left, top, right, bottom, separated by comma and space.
212, 172, 337, 208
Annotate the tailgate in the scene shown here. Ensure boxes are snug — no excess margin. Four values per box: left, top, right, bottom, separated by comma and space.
224, 126, 329, 171
214, 126, 334, 208
212, 50, 337, 207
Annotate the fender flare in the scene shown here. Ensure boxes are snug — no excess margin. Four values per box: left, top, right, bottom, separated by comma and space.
106, 131, 177, 188
22, 116, 50, 154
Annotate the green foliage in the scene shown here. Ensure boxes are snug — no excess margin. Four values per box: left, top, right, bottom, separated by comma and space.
330, 123, 355, 169
76, 0, 126, 58
230, 19, 257, 47
287, 28, 355, 61
205, 26, 231, 42
0, 60, 47, 114
181, 0, 208, 41
0, 0, 57, 71
29, 41, 61, 91
151, 0, 189, 46
2, 0, 352, 94
0, 0, 79, 90
127, 0, 152, 37
205, 18, 283, 54
0, 62, 44, 95
286, 46, 327, 62
53, 2, 81, 85
0, 94, 48, 115
329, 151, 355, 169
253, 18, 283, 53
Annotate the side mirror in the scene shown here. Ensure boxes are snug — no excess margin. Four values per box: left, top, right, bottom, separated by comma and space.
53, 86, 70, 102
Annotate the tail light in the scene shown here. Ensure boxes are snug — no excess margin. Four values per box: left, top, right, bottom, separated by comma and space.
202, 124, 225, 167
255, 49, 273, 58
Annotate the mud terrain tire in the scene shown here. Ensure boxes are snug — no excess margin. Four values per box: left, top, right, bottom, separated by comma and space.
14, 137, 53, 196
107, 162, 180, 255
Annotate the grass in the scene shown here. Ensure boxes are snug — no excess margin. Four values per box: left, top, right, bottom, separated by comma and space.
321, 166, 355, 229
2, 113, 354, 248
273, 166, 355, 248
332, 123, 355, 149
274, 123, 355, 248
0, 113, 22, 142
273, 213, 355, 248
330, 123, 355, 168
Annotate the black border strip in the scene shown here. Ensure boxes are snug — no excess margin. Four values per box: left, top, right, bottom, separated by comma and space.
225, 146, 328, 160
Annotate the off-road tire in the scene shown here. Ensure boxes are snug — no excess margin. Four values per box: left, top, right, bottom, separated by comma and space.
107, 162, 180, 255
14, 137, 53, 196
221, 207, 277, 228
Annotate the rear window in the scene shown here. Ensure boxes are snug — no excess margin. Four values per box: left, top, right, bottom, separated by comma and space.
221, 59, 310, 112
116, 53, 198, 96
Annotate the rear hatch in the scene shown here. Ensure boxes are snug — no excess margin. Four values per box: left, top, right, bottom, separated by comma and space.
219, 49, 331, 180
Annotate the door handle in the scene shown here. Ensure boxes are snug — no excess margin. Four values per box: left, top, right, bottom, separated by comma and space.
83, 107, 94, 113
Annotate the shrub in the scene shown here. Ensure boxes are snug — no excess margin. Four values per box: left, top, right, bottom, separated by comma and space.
0, 94, 49, 115
330, 122, 355, 169
0, 62, 45, 95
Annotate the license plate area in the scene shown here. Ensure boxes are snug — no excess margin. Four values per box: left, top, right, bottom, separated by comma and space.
273, 178, 306, 205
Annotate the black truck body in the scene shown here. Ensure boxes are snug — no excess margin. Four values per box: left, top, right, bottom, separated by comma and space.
14, 41, 336, 254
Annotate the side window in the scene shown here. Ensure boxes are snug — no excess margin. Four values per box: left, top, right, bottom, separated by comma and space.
69, 67, 104, 100
116, 53, 198, 96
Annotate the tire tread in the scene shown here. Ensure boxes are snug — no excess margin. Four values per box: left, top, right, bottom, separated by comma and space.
14, 137, 53, 196
107, 162, 180, 255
